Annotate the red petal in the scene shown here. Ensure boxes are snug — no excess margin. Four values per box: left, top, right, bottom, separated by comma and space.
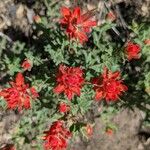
61, 7, 71, 17
110, 71, 120, 79
102, 67, 108, 79
106, 12, 116, 21
72, 7, 81, 19
59, 65, 66, 74
15, 73, 24, 86
71, 87, 81, 96
120, 84, 128, 92
23, 96, 31, 109
75, 31, 88, 43
53, 84, 65, 94
82, 20, 97, 28
144, 39, 150, 45
21, 59, 31, 70
95, 90, 103, 101
65, 90, 73, 100
30, 87, 39, 98
0, 90, 8, 97
60, 18, 68, 25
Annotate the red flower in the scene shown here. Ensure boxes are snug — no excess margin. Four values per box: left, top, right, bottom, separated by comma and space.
58, 103, 70, 113
54, 65, 84, 100
33, 15, 41, 23
0, 73, 39, 111
125, 42, 141, 60
106, 11, 116, 22
60, 7, 97, 43
85, 124, 93, 136
43, 121, 71, 150
21, 59, 32, 71
144, 39, 150, 45
105, 128, 113, 136
30, 87, 39, 98
92, 67, 127, 102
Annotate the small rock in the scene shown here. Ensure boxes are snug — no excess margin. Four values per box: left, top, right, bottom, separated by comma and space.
9, 4, 16, 19
0, 15, 6, 30
5, 17, 11, 26
141, 4, 149, 16
144, 137, 150, 146
87, 4, 95, 11
139, 111, 146, 119
0, 122, 5, 134
26, 8, 35, 24
16, 4, 25, 19
138, 143, 144, 150
64, 0, 70, 6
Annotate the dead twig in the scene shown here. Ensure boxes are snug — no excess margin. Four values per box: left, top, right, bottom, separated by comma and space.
115, 5, 128, 29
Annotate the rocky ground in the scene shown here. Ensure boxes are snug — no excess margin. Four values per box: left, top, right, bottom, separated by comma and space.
69, 108, 150, 150
0, 0, 150, 150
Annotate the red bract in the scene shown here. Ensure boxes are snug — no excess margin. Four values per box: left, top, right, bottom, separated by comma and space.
58, 103, 70, 113
60, 7, 97, 43
86, 124, 93, 136
0, 73, 39, 111
125, 42, 141, 60
106, 11, 116, 22
21, 59, 32, 71
33, 15, 41, 23
92, 68, 127, 102
54, 65, 84, 100
43, 121, 71, 150
30, 87, 39, 98
105, 128, 113, 136
144, 39, 150, 45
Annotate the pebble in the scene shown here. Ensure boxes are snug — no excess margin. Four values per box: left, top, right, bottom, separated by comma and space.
87, 4, 95, 11
64, 0, 70, 6
16, 4, 25, 19
141, 4, 149, 16
138, 143, 144, 150
0, 16, 5, 30
26, 8, 35, 24
9, 4, 16, 19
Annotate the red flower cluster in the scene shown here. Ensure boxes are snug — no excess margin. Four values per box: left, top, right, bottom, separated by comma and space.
0, 73, 39, 111
125, 42, 141, 60
43, 121, 71, 150
92, 68, 127, 102
54, 65, 84, 100
60, 7, 97, 43
21, 59, 32, 71
58, 103, 70, 113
